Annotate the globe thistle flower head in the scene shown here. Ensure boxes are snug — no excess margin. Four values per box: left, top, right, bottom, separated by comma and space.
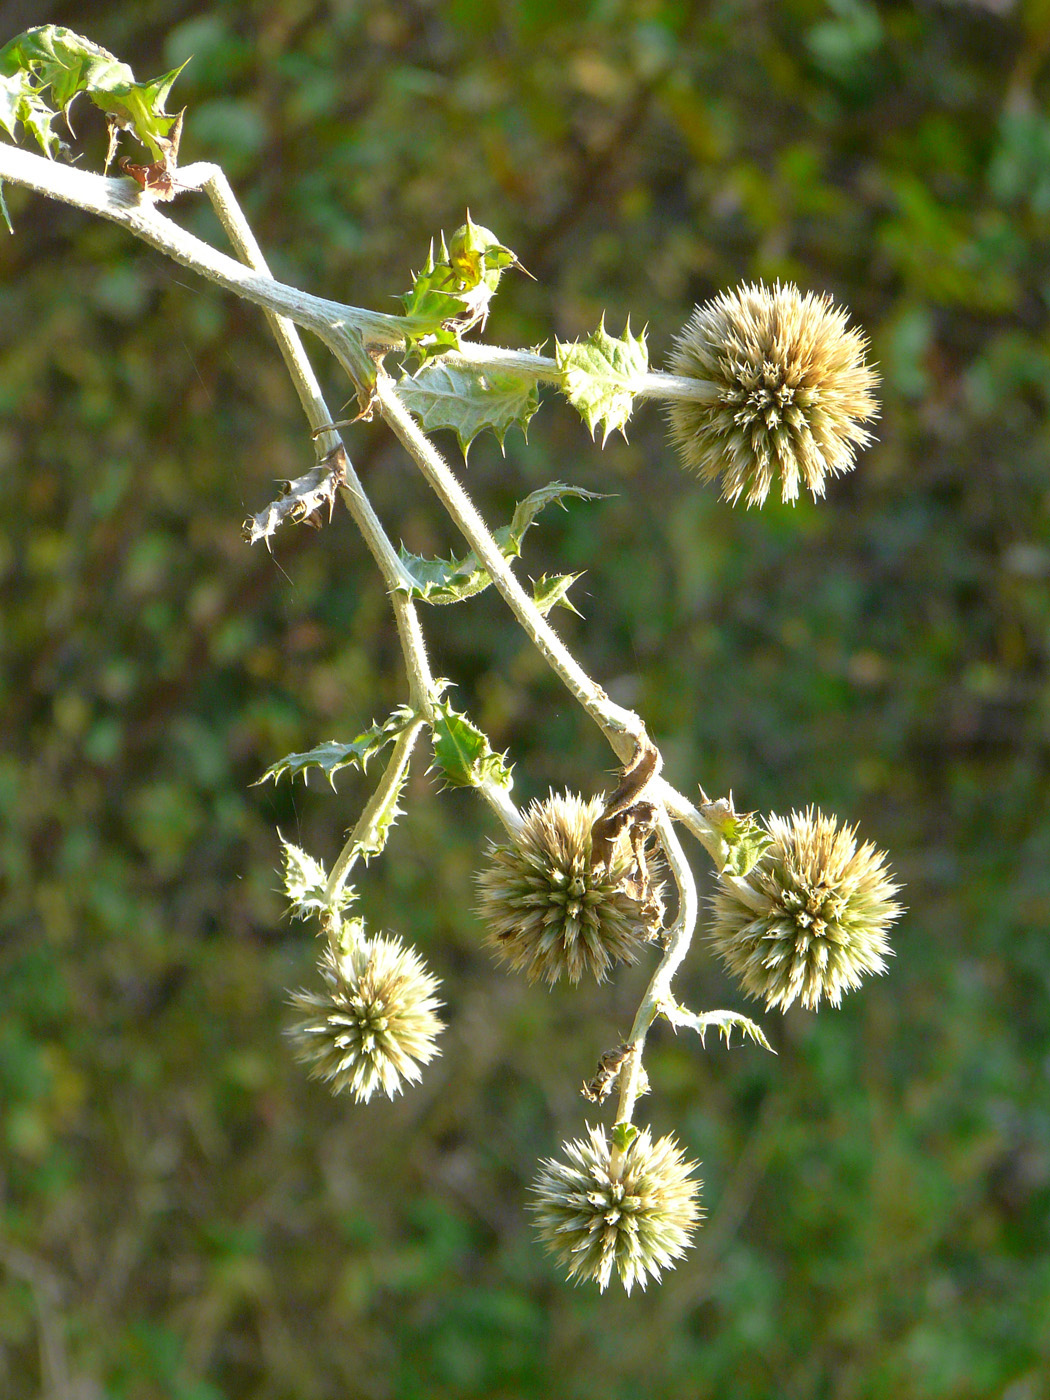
288, 931, 443, 1102
476, 791, 653, 985
531, 1124, 702, 1293
711, 807, 902, 1011
666, 282, 879, 507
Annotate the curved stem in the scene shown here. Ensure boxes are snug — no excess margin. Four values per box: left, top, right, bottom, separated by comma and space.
324, 717, 427, 921
376, 374, 645, 764
612, 812, 698, 1139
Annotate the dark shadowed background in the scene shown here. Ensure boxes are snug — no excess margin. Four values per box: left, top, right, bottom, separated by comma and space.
2, 1, 1049, 1397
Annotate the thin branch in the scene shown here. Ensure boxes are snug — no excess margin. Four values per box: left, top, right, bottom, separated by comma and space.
613, 809, 699, 1134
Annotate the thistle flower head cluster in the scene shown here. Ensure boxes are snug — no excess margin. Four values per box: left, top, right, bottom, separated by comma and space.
475, 791, 652, 985
531, 1124, 702, 1293
666, 281, 879, 507
288, 928, 443, 1101
711, 808, 901, 1011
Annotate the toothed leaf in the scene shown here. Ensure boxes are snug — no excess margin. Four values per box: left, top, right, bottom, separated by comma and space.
661, 1003, 774, 1053
0, 26, 186, 162
396, 361, 540, 459
256, 707, 416, 788
555, 316, 648, 444
430, 701, 513, 790
396, 483, 599, 606
531, 571, 584, 616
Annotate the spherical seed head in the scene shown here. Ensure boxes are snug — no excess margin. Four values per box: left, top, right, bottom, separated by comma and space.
531, 1124, 702, 1293
287, 932, 443, 1102
667, 282, 879, 507
711, 807, 902, 1011
476, 791, 652, 986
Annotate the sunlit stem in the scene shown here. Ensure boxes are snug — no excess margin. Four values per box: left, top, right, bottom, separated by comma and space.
610, 811, 698, 1171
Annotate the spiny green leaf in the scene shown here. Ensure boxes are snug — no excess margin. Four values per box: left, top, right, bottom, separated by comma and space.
661, 1002, 775, 1053
353, 764, 409, 864
430, 700, 513, 791
398, 214, 524, 365
531, 572, 584, 616
256, 706, 417, 788
396, 361, 540, 459
396, 483, 599, 606
278, 837, 356, 919
555, 316, 649, 444
701, 797, 774, 876
610, 1121, 640, 1152
0, 26, 186, 163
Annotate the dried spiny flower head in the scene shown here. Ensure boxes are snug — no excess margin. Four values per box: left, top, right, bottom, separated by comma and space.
531, 1124, 702, 1293
288, 929, 443, 1102
711, 807, 902, 1011
666, 282, 879, 507
476, 791, 652, 985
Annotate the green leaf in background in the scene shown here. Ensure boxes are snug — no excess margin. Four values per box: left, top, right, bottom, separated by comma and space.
0, 26, 186, 164
430, 699, 513, 790
256, 706, 417, 788
396, 482, 599, 605
396, 361, 540, 458
555, 316, 648, 444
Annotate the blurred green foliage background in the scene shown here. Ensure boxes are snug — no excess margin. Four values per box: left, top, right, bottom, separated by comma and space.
2, 0, 1050, 1396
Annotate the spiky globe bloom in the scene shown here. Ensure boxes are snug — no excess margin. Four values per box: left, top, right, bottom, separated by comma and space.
531, 1124, 702, 1293
476, 791, 652, 985
711, 808, 902, 1011
666, 282, 879, 507
287, 931, 443, 1102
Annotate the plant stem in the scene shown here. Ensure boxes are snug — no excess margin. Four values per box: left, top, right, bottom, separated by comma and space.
613, 809, 698, 1136
377, 375, 646, 764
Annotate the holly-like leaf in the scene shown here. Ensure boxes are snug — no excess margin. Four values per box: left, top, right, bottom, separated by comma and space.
0, 26, 186, 164
256, 707, 417, 788
531, 572, 584, 616
396, 483, 599, 606
353, 763, 409, 864
396, 361, 540, 459
555, 316, 648, 444
430, 700, 513, 790
701, 797, 774, 876
610, 1121, 640, 1152
398, 214, 525, 365
660, 1002, 775, 1053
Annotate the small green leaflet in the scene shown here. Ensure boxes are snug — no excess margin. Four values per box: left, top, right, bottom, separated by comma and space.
399, 214, 524, 365
531, 572, 583, 617
279, 837, 355, 918
430, 700, 513, 790
256, 706, 417, 788
0, 26, 186, 163
555, 316, 648, 444
396, 482, 599, 606
610, 1121, 639, 1152
352, 763, 409, 864
396, 361, 540, 459
661, 1002, 774, 1053
701, 797, 774, 877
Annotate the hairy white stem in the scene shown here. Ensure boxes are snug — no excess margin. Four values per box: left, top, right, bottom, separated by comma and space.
324, 718, 426, 918
190, 160, 521, 838
613, 810, 699, 1140
0, 144, 725, 410
377, 375, 645, 762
